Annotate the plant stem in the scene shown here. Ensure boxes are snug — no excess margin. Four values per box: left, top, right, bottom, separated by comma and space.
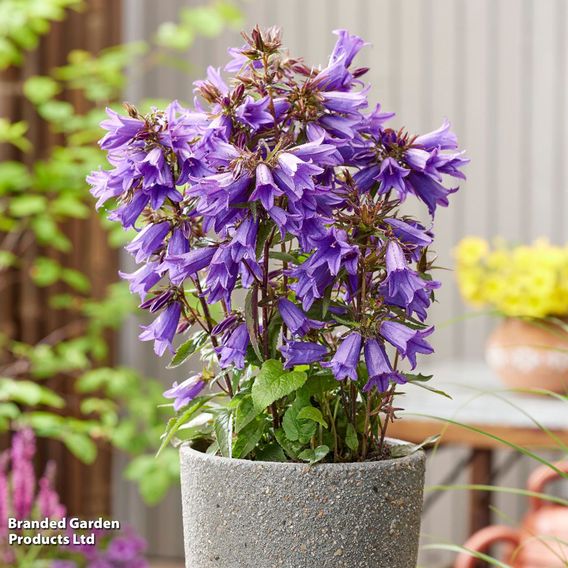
261, 231, 273, 358
261, 228, 278, 428
193, 277, 233, 397
281, 240, 289, 340
361, 391, 372, 460
324, 396, 338, 460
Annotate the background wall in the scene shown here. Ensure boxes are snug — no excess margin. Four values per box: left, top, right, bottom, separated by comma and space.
116, 0, 568, 565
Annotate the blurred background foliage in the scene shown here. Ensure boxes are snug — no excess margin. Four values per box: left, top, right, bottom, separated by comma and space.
0, 0, 242, 505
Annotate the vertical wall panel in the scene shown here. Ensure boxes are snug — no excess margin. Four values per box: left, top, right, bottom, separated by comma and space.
530, 1, 557, 241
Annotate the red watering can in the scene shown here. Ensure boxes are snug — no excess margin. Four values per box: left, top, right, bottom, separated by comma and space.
454, 461, 568, 568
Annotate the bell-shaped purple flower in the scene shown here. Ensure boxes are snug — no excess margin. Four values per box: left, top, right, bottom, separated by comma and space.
250, 163, 283, 210
413, 119, 458, 150
216, 323, 249, 369
322, 332, 362, 381
376, 157, 410, 199
308, 228, 359, 276
235, 96, 273, 130
139, 301, 182, 356
211, 314, 239, 336
125, 221, 170, 263
290, 263, 335, 311
380, 321, 434, 369
280, 341, 328, 369
381, 241, 426, 308
329, 29, 367, 68
99, 108, 144, 150
407, 171, 458, 217
164, 374, 206, 411
363, 339, 406, 393
278, 299, 325, 337
163, 246, 217, 286
119, 261, 161, 300
137, 147, 173, 188
384, 218, 432, 248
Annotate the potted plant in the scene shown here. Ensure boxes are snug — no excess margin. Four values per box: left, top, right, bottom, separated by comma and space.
455, 237, 568, 392
89, 26, 467, 568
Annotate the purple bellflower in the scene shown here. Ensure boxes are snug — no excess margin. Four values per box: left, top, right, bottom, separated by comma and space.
216, 323, 250, 369
139, 302, 181, 356
278, 299, 325, 337
380, 320, 434, 369
163, 374, 206, 411
363, 339, 406, 393
322, 332, 362, 381
280, 341, 328, 369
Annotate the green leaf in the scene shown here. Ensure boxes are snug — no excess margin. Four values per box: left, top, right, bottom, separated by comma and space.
9, 194, 47, 217
37, 100, 74, 124
0, 251, 16, 269
215, 2, 244, 26
404, 375, 452, 399
186, 6, 224, 37
61, 431, 97, 464
168, 331, 207, 368
61, 268, 91, 293
345, 423, 359, 451
274, 427, 302, 460
297, 406, 328, 428
234, 394, 260, 433
0, 379, 64, 408
298, 445, 330, 465
31, 257, 60, 286
0, 402, 20, 420
269, 251, 298, 264
391, 435, 441, 458
256, 442, 287, 462
245, 286, 263, 362
281, 393, 317, 444
232, 416, 265, 459
404, 372, 434, 383
23, 76, 60, 104
301, 372, 337, 397
251, 359, 307, 411
157, 395, 213, 456
0, 119, 30, 152
50, 195, 90, 218
154, 22, 195, 50
214, 408, 233, 458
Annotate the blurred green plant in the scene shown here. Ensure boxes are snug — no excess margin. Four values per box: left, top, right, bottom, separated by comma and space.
0, 0, 242, 505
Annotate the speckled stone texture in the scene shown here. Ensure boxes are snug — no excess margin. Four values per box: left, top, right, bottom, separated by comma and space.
180, 440, 425, 568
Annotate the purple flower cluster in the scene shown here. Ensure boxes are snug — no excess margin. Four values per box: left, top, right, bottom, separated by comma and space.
89, 26, 466, 405
0, 430, 65, 541
58, 526, 147, 568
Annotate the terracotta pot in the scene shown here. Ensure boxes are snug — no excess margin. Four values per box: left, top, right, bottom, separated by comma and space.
454, 460, 568, 568
486, 318, 568, 392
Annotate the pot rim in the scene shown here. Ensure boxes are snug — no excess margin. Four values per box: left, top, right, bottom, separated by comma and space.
180, 437, 424, 470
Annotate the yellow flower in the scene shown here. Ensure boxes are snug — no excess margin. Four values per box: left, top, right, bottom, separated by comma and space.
454, 237, 489, 265
454, 236, 568, 318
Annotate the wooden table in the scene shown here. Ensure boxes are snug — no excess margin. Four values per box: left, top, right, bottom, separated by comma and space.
387, 361, 568, 535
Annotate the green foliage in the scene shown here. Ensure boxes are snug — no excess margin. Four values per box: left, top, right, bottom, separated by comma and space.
154, 2, 243, 51
0, 0, 242, 504
0, 0, 82, 69
251, 359, 307, 411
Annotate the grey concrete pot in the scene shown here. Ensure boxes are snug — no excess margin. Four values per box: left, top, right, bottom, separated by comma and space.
180, 440, 425, 568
